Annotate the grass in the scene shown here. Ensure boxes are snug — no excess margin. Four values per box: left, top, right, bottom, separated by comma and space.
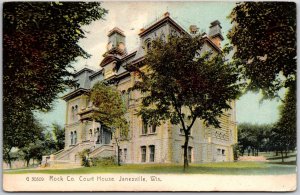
3, 161, 296, 175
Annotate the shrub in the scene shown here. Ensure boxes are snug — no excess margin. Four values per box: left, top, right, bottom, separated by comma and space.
90, 156, 116, 166
233, 144, 239, 161
78, 149, 91, 167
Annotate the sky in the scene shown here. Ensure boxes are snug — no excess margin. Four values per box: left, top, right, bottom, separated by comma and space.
36, 1, 284, 129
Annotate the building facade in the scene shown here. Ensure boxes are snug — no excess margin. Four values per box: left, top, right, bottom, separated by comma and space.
49, 12, 237, 165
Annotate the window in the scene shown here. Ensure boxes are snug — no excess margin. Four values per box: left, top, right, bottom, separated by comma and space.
149, 124, 156, 134
126, 91, 131, 107
71, 106, 75, 120
149, 145, 155, 162
222, 149, 225, 156
96, 128, 101, 143
124, 148, 127, 161
188, 147, 192, 163
142, 121, 148, 135
70, 132, 74, 145
89, 129, 92, 140
144, 38, 152, 52
217, 149, 221, 155
141, 146, 146, 162
181, 146, 192, 163
119, 149, 122, 162
74, 131, 77, 144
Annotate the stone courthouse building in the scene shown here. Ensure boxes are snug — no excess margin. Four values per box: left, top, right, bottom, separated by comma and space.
48, 12, 237, 165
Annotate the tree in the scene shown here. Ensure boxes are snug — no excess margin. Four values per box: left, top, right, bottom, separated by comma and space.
133, 35, 241, 170
90, 82, 129, 166
238, 123, 272, 156
3, 2, 107, 161
227, 2, 296, 99
51, 123, 65, 151
3, 109, 44, 168
271, 82, 296, 162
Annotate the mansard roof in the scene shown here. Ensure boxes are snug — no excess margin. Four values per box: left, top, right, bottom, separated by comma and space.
73, 67, 94, 77
61, 88, 89, 101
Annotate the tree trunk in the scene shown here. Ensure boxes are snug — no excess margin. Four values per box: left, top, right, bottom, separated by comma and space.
285, 150, 288, 157
26, 159, 30, 167
183, 131, 189, 172
281, 150, 284, 163
276, 150, 278, 156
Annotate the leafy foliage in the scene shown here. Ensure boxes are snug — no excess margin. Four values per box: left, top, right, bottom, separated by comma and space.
228, 2, 296, 98
238, 123, 273, 156
3, 110, 44, 168
133, 35, 241, 169
51, 123, 65, 151
90, 82, 129, 139
3, 2, 107, 162
270, 83, 296, 161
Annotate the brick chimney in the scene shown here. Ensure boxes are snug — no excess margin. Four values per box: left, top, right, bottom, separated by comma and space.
189, 25, 199, 35
208, 20, 224, 48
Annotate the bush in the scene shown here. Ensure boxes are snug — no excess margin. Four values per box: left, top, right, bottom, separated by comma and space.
233, 144, 239, 161
90, 156, 116, 166
78, 149, 91, 167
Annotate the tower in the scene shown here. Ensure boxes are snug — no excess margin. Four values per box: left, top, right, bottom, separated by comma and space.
208, 20, 224, 48
106, 27, 127, 56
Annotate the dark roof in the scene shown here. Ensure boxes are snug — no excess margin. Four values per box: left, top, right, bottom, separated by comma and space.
139, 13, 188, 37
61, 88, 89, 101
89, 69, 103, 79
107, 27, 125, 37
73, 68, 95, 77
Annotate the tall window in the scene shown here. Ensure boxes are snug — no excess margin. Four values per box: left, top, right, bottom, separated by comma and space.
119, 149, 122, 162
89, 129, 92, 140
149, 145, 155, 162
141, 146, 146, 162
188, 147, 192, 163
126, 91, 131, 107
149, 124, 156, 134
74, 131, 77, 144
142, 121, 148, 135
124, 148, 127, 161
96, 128, 101, 144
182, 146, 193, 163
70, 132, 74, 145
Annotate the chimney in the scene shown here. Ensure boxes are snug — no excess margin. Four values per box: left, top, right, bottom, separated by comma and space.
189, 25, 199, 35
208, 20, 224, 48
164, 12, 170, 17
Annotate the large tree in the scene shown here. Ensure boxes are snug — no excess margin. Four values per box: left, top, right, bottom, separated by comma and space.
133, 35, 241, 170
238, 123, 272, 156
3, 2, 107, 161
51, 123, 65, 151
90, 82, 129, 165
227, 2, 296, 99
271, 82, 297, 162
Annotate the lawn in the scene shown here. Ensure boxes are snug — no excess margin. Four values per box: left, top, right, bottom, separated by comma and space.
3, 161, 296, 175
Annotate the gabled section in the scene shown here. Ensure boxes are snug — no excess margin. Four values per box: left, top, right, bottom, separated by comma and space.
139, 12, 188, 37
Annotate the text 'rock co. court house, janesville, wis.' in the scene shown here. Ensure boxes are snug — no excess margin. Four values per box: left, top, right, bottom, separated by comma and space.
43, 12, 237, 166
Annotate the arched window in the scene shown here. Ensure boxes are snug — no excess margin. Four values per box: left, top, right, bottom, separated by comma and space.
89, 129, 92, 140
70, 131, 73, 145
74, 131, 77, 144
71, 106, 75, 120
97, 127, 101, 144
144, 38, 151, 52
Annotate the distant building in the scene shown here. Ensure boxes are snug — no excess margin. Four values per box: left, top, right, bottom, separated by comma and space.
47, 12, 237, 166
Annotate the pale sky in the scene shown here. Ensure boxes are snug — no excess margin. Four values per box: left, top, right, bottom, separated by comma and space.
36, 1, 283, 129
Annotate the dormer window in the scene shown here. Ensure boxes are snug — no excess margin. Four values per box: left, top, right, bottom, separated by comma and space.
144, 38, 152, 52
